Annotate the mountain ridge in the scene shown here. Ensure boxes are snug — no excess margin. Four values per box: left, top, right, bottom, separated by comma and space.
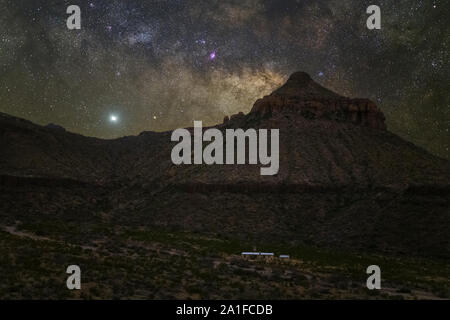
1, 73, 449, 187
0, 72, 449, 259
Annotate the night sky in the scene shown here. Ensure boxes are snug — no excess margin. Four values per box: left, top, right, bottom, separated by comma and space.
0, 0, 448, 159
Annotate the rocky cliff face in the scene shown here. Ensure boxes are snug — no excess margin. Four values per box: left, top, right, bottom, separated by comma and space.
249, 72, 386, 130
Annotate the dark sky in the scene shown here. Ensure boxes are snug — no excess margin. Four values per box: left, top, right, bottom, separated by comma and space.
0, 0, 448, 159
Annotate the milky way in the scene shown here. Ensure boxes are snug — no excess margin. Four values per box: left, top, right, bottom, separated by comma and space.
0, 0, 448, 159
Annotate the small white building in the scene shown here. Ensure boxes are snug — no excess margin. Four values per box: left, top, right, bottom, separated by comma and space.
260, 252, 274, 261
241, 252, 260, 259
241, 252, 290, 261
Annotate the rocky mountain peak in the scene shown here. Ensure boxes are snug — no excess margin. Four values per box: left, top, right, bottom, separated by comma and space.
249, 71, 386, 130
271, 71, 342, 100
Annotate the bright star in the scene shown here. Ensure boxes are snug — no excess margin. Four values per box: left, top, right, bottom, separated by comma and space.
110, 115, 118, 123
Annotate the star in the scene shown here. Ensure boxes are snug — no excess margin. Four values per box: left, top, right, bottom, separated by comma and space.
109, 115, 118, 123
